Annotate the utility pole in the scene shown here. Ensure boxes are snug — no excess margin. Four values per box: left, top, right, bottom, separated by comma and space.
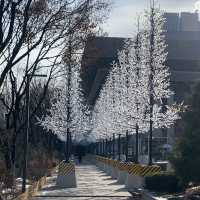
22, 75, 30, 193
148, 0, 155, 166
22, 74, 46, 193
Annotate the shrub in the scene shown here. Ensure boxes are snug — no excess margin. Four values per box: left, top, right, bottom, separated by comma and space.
170, 83, 200, 187
145, 172, 182, 193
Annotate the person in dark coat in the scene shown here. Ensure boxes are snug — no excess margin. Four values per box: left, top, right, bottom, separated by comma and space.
76, 145, 85, 164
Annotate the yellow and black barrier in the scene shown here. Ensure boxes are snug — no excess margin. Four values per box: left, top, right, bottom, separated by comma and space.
110, 159, 119, 168
58, 161, 75, 176
118, 162, 131, 171
96, 156, 162, 177
56, 161, 76, 188
128, 164, 161, 177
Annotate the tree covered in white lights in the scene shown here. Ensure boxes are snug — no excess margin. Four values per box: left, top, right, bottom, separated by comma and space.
140, 3, 180, 165
39, 57, 91, 160
91, 2, 180, 164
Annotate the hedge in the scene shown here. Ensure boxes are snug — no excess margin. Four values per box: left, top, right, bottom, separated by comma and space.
145, 172, 181, 193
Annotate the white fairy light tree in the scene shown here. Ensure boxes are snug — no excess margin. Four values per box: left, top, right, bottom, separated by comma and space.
139, 1, 180, 165
91, 36, 148, 158
39, 55, 91, 161
114, 38, 149, 163
91, 1, 180, 164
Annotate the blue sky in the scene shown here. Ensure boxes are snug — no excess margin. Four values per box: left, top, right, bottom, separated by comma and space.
103, 0, 200, 37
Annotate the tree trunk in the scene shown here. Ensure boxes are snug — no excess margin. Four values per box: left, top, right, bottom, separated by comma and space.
125, 130, 129, 162
4, 143, 12, 170
65, 130, 70, 162
118, 134, 121, 161
135, 124, 139, 163
112, 133, 115, 159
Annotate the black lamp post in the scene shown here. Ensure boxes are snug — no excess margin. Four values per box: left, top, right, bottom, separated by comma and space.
22, 74, 47, 193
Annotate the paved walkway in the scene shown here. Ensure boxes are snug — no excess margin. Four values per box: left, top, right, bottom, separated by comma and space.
32, 160, 133, 200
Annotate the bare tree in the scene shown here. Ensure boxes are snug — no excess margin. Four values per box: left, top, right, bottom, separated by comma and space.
0, 0, 111, 182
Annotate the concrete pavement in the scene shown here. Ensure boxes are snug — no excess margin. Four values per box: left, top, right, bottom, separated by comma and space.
31, 160, 133, 200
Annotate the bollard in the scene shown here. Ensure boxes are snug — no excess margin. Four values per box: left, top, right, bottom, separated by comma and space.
125, 164, 161, 189
56, 161, 76, 188
117, 162, 130, 184
111, 160, 120, 179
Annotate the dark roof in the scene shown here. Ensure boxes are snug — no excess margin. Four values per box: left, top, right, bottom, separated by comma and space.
82, 36, 125, 60
81, 37, 126, 104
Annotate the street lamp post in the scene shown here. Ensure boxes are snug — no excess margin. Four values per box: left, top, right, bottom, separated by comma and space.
22, 74, 47, 193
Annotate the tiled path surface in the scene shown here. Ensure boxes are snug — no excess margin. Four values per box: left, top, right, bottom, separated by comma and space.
32, 160, 133, 200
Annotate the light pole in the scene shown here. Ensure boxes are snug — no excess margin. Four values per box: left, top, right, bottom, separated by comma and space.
22, 74, 47, 193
